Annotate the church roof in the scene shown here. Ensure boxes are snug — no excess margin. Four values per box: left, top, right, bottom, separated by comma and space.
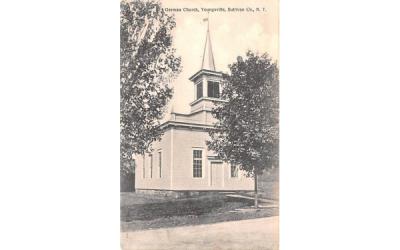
189, 21, 221, 82
201, 24, 216, 71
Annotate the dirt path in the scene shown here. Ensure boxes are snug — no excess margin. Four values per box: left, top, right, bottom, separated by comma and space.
121, 216, 279, 250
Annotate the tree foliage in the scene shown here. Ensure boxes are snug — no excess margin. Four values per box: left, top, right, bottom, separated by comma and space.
207, 51, 279, 177
120, 0, 181, 173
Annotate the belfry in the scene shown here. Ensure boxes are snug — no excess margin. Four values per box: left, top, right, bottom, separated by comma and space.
188, 21, 223, 114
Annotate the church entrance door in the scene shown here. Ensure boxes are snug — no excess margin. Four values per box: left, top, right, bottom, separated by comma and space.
210, 162, 223, 188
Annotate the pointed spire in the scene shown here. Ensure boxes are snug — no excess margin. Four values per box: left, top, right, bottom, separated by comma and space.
201, 19, 216, 71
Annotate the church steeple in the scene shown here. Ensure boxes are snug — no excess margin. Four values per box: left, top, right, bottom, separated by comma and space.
188, 17, 223, 114
201, 23, 216, 71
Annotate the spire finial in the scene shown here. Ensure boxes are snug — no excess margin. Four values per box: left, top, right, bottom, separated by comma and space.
207, 12, 210, 31
201, 15, 216, 71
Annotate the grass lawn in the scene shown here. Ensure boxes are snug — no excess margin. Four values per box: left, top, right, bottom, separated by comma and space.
121, 192, 278, 232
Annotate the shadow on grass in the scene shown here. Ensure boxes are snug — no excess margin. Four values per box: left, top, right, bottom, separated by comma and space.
121, 195, 253, 222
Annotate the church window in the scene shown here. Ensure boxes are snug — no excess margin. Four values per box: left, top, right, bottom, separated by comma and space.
149, 154, 153, 178
193, 150, 203, 178
142, 155, 145, 178
196, 82, 203, 99
158, 151, 162, 178
231, 164, 239, 178
207, 81, 220, 98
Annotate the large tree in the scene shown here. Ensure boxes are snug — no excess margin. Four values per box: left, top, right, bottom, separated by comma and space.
120, 0, 181, 185
207, 51, 279, 207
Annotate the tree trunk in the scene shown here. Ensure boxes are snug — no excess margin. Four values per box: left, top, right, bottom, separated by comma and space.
254, 169, 258, 208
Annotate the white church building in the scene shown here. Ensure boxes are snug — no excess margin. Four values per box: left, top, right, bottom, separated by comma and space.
134, 25, 254, 195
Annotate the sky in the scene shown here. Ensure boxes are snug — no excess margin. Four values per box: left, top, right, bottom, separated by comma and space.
161, 0, 279, 114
